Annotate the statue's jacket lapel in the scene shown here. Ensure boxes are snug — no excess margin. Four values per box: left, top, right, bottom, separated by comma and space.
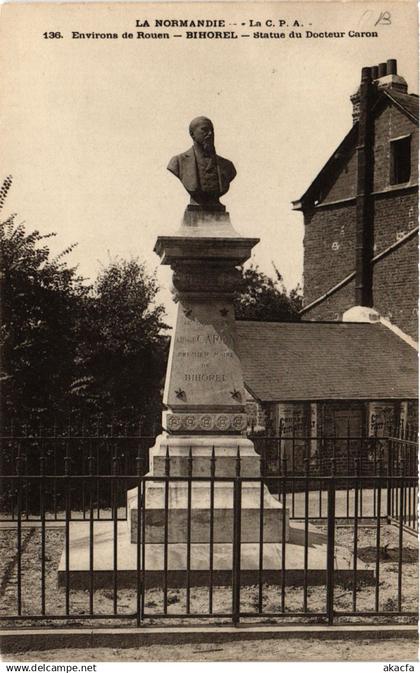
178, 147, 199, 192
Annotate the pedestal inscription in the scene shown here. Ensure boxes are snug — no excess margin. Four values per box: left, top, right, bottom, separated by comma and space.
164, 299, 245, 415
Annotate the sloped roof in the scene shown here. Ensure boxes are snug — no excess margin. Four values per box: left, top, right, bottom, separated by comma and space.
384, 90, 419, 123
293, 89, 419, 211
236, 320, 418, 402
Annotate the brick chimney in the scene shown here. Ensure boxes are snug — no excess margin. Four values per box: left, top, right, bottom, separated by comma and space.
354, 66, 374, 307
351, 59, 408, 124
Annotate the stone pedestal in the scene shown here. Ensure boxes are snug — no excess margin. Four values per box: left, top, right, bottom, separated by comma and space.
127, 209, 290, 562
127, 435, 289, 545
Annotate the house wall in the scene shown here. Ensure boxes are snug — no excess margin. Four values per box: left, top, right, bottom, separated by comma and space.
320, 148, 358, 202
372, 101, 419, 191
302, 204, 356, 310
373, 228, 418, 338
254, 399, 418, 474
245, 393, 266, 432
302, 102, 418, 338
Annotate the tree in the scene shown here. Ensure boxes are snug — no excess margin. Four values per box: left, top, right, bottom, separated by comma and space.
0, 176, 87, 430
234, 263, 302, 321
1, 173, 301, 436
72, 258, 168, 432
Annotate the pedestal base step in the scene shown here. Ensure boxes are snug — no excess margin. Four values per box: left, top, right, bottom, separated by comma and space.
127, 481, 290, 544
57, 521, 374, 589
129, 507, 288, 544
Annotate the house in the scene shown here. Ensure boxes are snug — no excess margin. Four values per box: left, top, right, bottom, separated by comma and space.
237, 319, 418, 438
240, 59, 418, 442
292, 59, 418, 340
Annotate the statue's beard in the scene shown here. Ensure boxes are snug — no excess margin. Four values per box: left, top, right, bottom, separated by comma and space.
201, 138, 215, 155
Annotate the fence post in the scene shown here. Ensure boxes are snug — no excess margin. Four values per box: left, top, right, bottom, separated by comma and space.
112, 445, 118, 615
386, 435, 392, 521
136, 489, 144, 626
326, 459, 336, 625
232, 447, 241, 626
40, 441, 46, 615
16, 445, 22, 616
163, 445, 170, 615
64, 440, 71, 615
88, 442, 94, 616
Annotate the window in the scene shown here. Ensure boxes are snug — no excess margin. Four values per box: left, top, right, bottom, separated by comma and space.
390, 135, 411, 185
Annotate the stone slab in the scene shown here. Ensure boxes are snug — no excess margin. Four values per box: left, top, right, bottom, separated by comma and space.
154, 234, 260, 266
147, 435, 261, 477
2, 625, 416, 654
147, 436, 260, 476
57, 520, 374, 589
127, 480, 285, 509
127, 480, 289, 544
129, 506, 288, 544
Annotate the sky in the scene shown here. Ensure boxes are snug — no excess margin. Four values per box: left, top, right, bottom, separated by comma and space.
0, 1, 418, 325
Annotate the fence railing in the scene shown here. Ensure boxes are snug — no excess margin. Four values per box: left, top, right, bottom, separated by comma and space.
253, 430, 418, 477
1, 431, 417, 526
0, 435, 155, 520
0, 466, 417, 625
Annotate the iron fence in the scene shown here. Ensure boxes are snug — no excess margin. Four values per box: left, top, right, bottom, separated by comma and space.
0, 435, 155, 520
1, 430, 417, 526
1, 418, 162, 439
0, 443, 418, 626
253, 427, 418, 478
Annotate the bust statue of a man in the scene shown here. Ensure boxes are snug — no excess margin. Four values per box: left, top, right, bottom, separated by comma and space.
167, 116, 236, 208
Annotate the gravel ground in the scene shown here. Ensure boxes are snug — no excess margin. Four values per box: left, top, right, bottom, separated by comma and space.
1, 638, 418, 662
0, 524, 417, 626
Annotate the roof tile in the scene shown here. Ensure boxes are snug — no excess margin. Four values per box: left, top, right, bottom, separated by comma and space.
236, 321, 418, 401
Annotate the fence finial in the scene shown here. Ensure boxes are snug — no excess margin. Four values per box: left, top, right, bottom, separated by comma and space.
188, 445, 193, 477
235, 445, 241, 477
210, 445, 216, 478
164, 444, 170, 477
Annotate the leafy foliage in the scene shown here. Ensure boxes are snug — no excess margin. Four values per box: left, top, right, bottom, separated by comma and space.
1, 176, 301, 435
0, 177, 86, 426
73, 259, 168, 431
0, 177, 168, 434
234, 263, 302, 322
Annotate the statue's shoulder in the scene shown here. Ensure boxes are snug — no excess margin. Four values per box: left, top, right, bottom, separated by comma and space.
167, 154, 180, 175
216, 154, 237, 178
167, 148, 194, 175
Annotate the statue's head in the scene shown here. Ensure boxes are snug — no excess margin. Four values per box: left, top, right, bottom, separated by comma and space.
189, 116, 215, 153
167, 115, 236, 209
